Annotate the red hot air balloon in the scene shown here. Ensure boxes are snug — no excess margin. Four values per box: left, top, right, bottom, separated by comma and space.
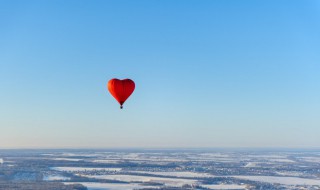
107, 78, 135, 109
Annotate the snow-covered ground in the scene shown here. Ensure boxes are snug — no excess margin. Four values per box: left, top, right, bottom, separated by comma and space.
57, 153, 105, 158
244, 162, 257, 167
299, 157, 320, 163
92, 159, 119, 164
82, 174, 198, 187
64, 182, 157, 190
50, 158, 83, 161
43, 175, 70, 181
187, 155, 236, 162
275, 171, 304, 177
202, 184, 248, 189
268, 158, 295, 163
131, 171, 214, 178
51, 167, 122, 172
247, 155, 287, 159
41, 154, 55, 156
233, 176, 320, 185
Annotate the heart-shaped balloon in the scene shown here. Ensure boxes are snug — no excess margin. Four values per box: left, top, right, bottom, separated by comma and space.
107, 78, 135, 109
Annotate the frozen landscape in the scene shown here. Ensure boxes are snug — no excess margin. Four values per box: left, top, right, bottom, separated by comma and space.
0, 149, 319, 189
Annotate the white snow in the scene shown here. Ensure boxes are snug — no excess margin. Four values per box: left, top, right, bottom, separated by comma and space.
199, 153, 231, 157
61, 153, 78, 157
51, 158, 83, 161
299, 157, 320, 163
92, 159, 119, 164
132, 171, 214, 178
187, 155, 236, 162
0, 158, 3, 164
233, 176, 320, 185
64, 182, 156, 190
247, 155, 287, 159
82, 174, 198, 187
51, 167, 122, 172
244, 162, 257, 167
269, 158, 295, 163
275, 171, 303, 177
41, 154, 55, 156
43, 175, 70, 181
202, 184, 247, 189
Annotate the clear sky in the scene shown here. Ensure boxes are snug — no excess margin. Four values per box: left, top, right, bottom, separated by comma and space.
0, 0, 319, 148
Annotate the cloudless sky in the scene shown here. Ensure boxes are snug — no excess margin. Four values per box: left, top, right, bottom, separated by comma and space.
0, 0, 319, 148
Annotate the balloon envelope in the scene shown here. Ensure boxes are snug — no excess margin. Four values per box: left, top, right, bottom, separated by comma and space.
107, 78, 135, 108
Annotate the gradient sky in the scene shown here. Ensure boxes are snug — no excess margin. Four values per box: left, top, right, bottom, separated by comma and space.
1, 0, 319, 148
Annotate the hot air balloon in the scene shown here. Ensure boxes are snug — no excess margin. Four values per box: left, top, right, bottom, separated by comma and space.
107, 78, 135, 109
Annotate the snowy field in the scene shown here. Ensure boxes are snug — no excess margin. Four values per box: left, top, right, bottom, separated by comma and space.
43, 175, 71, 181
64, 182, 157, 190
50, 158, 83, 161
131, 171, 215, 178
267, 158, 295, 163
92, 159, 119, 164
2, 149, 320, 190
202, 184, 248, 189
51, 167, 122, 172
299, 156, 320, 163
233, 176, 320, 185
82, 174, 198, 186
244, 162, 257, 167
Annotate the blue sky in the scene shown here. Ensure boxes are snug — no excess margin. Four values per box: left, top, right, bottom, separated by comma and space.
0, 0, 319, 148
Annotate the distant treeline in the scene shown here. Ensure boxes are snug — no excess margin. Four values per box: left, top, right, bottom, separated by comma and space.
0, 181, 87, 190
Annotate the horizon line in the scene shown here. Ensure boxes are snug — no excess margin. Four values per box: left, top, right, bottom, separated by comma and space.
0, 147, 320, 151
